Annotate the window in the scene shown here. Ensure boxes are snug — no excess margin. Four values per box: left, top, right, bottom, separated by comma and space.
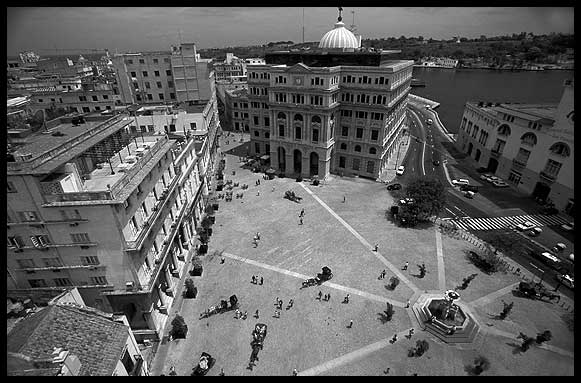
169, 124, 176, 132
164, 58, 170, 63
253, 116, 259, 125
356, 128, 363, 139
339, 156, 346, 168
355, 111, 367, 119
166, 70, 172, 76
147, 94, 153, 101
340, 110, 352, 117
371, 130, 379, 141
508, 171, 522, 185
341, 126, 349, 137
7, 181, 17, 193
279, 125, 285, 137
81, 256, 100, 266
254, 131, 260, 137
43, 258, 63, 267
543, 159, 562, 177
354, 145, 361, 152
352, 158, 360, 171
142, 71, 148, 77
159, 93, 164, 100
8, 236, 25, 248
492, 139, 505, 154
130, 71, 137, 77
82, 106, 90, 113
295, 126, 302, 140
154, 70, 160, 77
103, 94, 109, 100
139, 125, 146, 132
170, 93, 176, 100
79, 95, 87, 102
91, 95, 98, 102
167, 80, 174, 88
153, 58, 159, 64
156, 81, 163, 88
18, 211, 39, 222
366, 160, 375, 174
255, 142, 260, 154
133, 82, 139, 90
369, 147, 377, 154
54, 278, 72, 287
190, 122, 197, 130
520, 132, 537, 146
17, 259, 35, 268
91, 276, 108, 285
265, 132, 270, 139
29, 279, 47, 288
549, 142, 570, 157
514, 148, 531, 165
312, 129, 319, 142
139, 59, 145, 64
126, 59, 133, 65
145, 82, 151, 89
264, 117, 270, 127
71, 233, 90, 244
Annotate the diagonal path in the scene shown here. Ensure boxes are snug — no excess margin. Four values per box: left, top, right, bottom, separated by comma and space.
434, 227, 446, 290
298, 328, 413, 376
469, 282, 520, 308
222, 251, 406, 307
298, 183, 421, 295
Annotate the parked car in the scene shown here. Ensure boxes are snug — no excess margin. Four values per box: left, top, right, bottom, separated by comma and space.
460, 185, 479, 193
433, 160, 440, 166
486, 176, 501, 183
555, 274, 574, 289
527, 227, 542, 237
516, 221, 536, 231
452, 179, 470, 186
464, 191, 475, 199
396, 166, 405, 176
480, 173, 493, 182
561, 222, 574, 231
492, 180, 509, 188
427, 118, 433, 125
386, 183, 402, 191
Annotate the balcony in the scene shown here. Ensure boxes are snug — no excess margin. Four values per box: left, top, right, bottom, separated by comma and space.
539, 171, 557, 183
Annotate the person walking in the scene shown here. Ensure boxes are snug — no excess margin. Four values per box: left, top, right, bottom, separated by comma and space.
272, 186, 275, 192
293, 369, 298, 376
256, 232, 261, 240
343, 294, 350, 303
255, 309, 259, 318
405, 299, 410, 308
257, 190, 260, 196
259, 277, 264, 285
373, 243, 379, 252
343, 195, 346, 203
251, 275, 256, 284
299, 217, 303, 225
219, 368, 225, 376
402, 261, 409, 271
347, 320, 353, 328
408, 328, 415, 337
318, 290, 323, 300
390, 333, 398, 343
275, 297, 279, 306
300, 208, 305, 217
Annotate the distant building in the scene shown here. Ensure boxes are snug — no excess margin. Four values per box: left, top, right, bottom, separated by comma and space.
213, 52, 247, 81
19, 51, 41, 63
245, 10, 413, 179
27, 82, 116, 115
456, 80, 574, 215
224, 87, 250, 132
112, 42, 214, 105
7, 299, 149, 376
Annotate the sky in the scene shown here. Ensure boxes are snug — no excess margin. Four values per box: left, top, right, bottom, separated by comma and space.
7, 7, 574, 56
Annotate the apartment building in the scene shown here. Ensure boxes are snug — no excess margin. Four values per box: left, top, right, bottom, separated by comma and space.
223, 87, 251, 132
27, 82, 116, 114
245, 14, 413, 179
456, 79, 574, 215
7, 109, 219, 340
112, 43, 214, 105
213, 53, 247, 81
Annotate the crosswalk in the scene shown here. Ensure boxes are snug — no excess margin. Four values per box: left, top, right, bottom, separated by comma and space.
448, 214, 570, 232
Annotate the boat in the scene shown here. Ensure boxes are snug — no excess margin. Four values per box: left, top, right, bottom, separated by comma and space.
410, 78, 426, 87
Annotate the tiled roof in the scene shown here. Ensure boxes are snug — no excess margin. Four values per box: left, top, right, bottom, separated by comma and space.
7, 303, 130, 376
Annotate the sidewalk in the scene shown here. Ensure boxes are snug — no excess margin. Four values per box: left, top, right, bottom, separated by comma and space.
377, 130, 410, 184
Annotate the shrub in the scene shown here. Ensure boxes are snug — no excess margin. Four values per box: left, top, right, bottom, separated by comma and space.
184, 278, 197, 298
466, 250, 504, 274
312, 179, 320, 186
170, 315, 188, 339
472, 355, 490, 375
387, 276, 400, 290
536, 330, 552, 344
408, 339, 430, 357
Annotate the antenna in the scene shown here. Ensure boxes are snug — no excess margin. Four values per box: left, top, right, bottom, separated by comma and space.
302, 8, 305, 44
350, 10, 357, 33
178, 29, 183, 44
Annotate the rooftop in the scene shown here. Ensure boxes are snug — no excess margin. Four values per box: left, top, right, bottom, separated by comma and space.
7, 303, 129, 376
468, 101, 557, 122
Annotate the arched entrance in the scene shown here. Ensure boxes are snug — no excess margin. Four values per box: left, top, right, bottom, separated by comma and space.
532, 182, 551, 202
467, 142, 473, 156
487, 157, 499, 173
309, 152, 319, 177
277, 147, 286, 172
475, 149, 481, 162
293, 149, 302, 174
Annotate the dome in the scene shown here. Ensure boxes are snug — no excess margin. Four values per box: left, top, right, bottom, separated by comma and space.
319, 21, 360, 50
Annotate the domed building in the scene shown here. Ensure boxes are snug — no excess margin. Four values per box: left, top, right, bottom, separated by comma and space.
246, 8, 414, 180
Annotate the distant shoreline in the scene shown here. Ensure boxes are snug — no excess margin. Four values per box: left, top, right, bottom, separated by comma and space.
414, 65, 573, 72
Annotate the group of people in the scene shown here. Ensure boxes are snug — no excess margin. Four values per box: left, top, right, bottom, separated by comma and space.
273, 297, 294, 318
250, 275, 264, 285
252, 232, 261, 247
317, 291, 331, 301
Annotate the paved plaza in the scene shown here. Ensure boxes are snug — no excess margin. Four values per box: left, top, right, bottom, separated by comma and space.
150, 136, 574, 376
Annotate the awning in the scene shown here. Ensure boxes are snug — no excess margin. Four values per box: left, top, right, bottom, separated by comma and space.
260, 155, 270, 160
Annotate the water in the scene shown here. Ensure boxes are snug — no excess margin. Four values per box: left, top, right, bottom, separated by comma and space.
411, 67, 574, 134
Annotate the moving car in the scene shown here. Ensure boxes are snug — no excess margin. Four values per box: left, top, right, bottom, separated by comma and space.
516, 221, 536, 231
492, 180, 509, 188
561, 222, 574, 231
396, 166, 405, 176
427, 118, 433, 125
464, 191, 475, 199
386, 183, 402, 191
460, 185, 479, 193
452, 179, 470, 186
480, 173, 493, 182
555, 274, 574, 289
433, 160, 440, 166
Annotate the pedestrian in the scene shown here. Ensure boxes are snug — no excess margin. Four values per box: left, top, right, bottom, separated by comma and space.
300, 208, 305, 217
274, 310, 280, 318
219, 368, 225, 376
390, 333, 397, 343
251, 275, 256, 284
257, 190, 260, 196
293, 369, 298, 376
275, 297, 279, 306
343, 294, 350, 303
299, 217, 303, 225
220, 257, 225, 264
318, 291, 323, 300
327, 292, 330, 301
383, 368, 390, 374
255, 309, 259, 318
409, 328, 415, 336
259, 276, 263, 285
515, 267, 521, 275
277, 300, 283, 310
256, 232, 261, 240
405, 300, 410, 308
402, 261, 409, 271
373, 243, 379, 252
272, 186, 275, 192
347, 320, 353, 328
253, 239, 258, 248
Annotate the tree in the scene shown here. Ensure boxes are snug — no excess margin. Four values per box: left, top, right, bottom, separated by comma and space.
472, 355, 490, 375
517, 332, 535, 352
458, 273, 478, 290
499, 300, 514, 320
170, 315, 188, 339
184, 278, 197, 298
387, 276, 400, 290
398, 177, 446, 226
418, 263, 427, 278
384, 302, 395, 321
408, 339, 430, 357
535, 330, 552, 344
